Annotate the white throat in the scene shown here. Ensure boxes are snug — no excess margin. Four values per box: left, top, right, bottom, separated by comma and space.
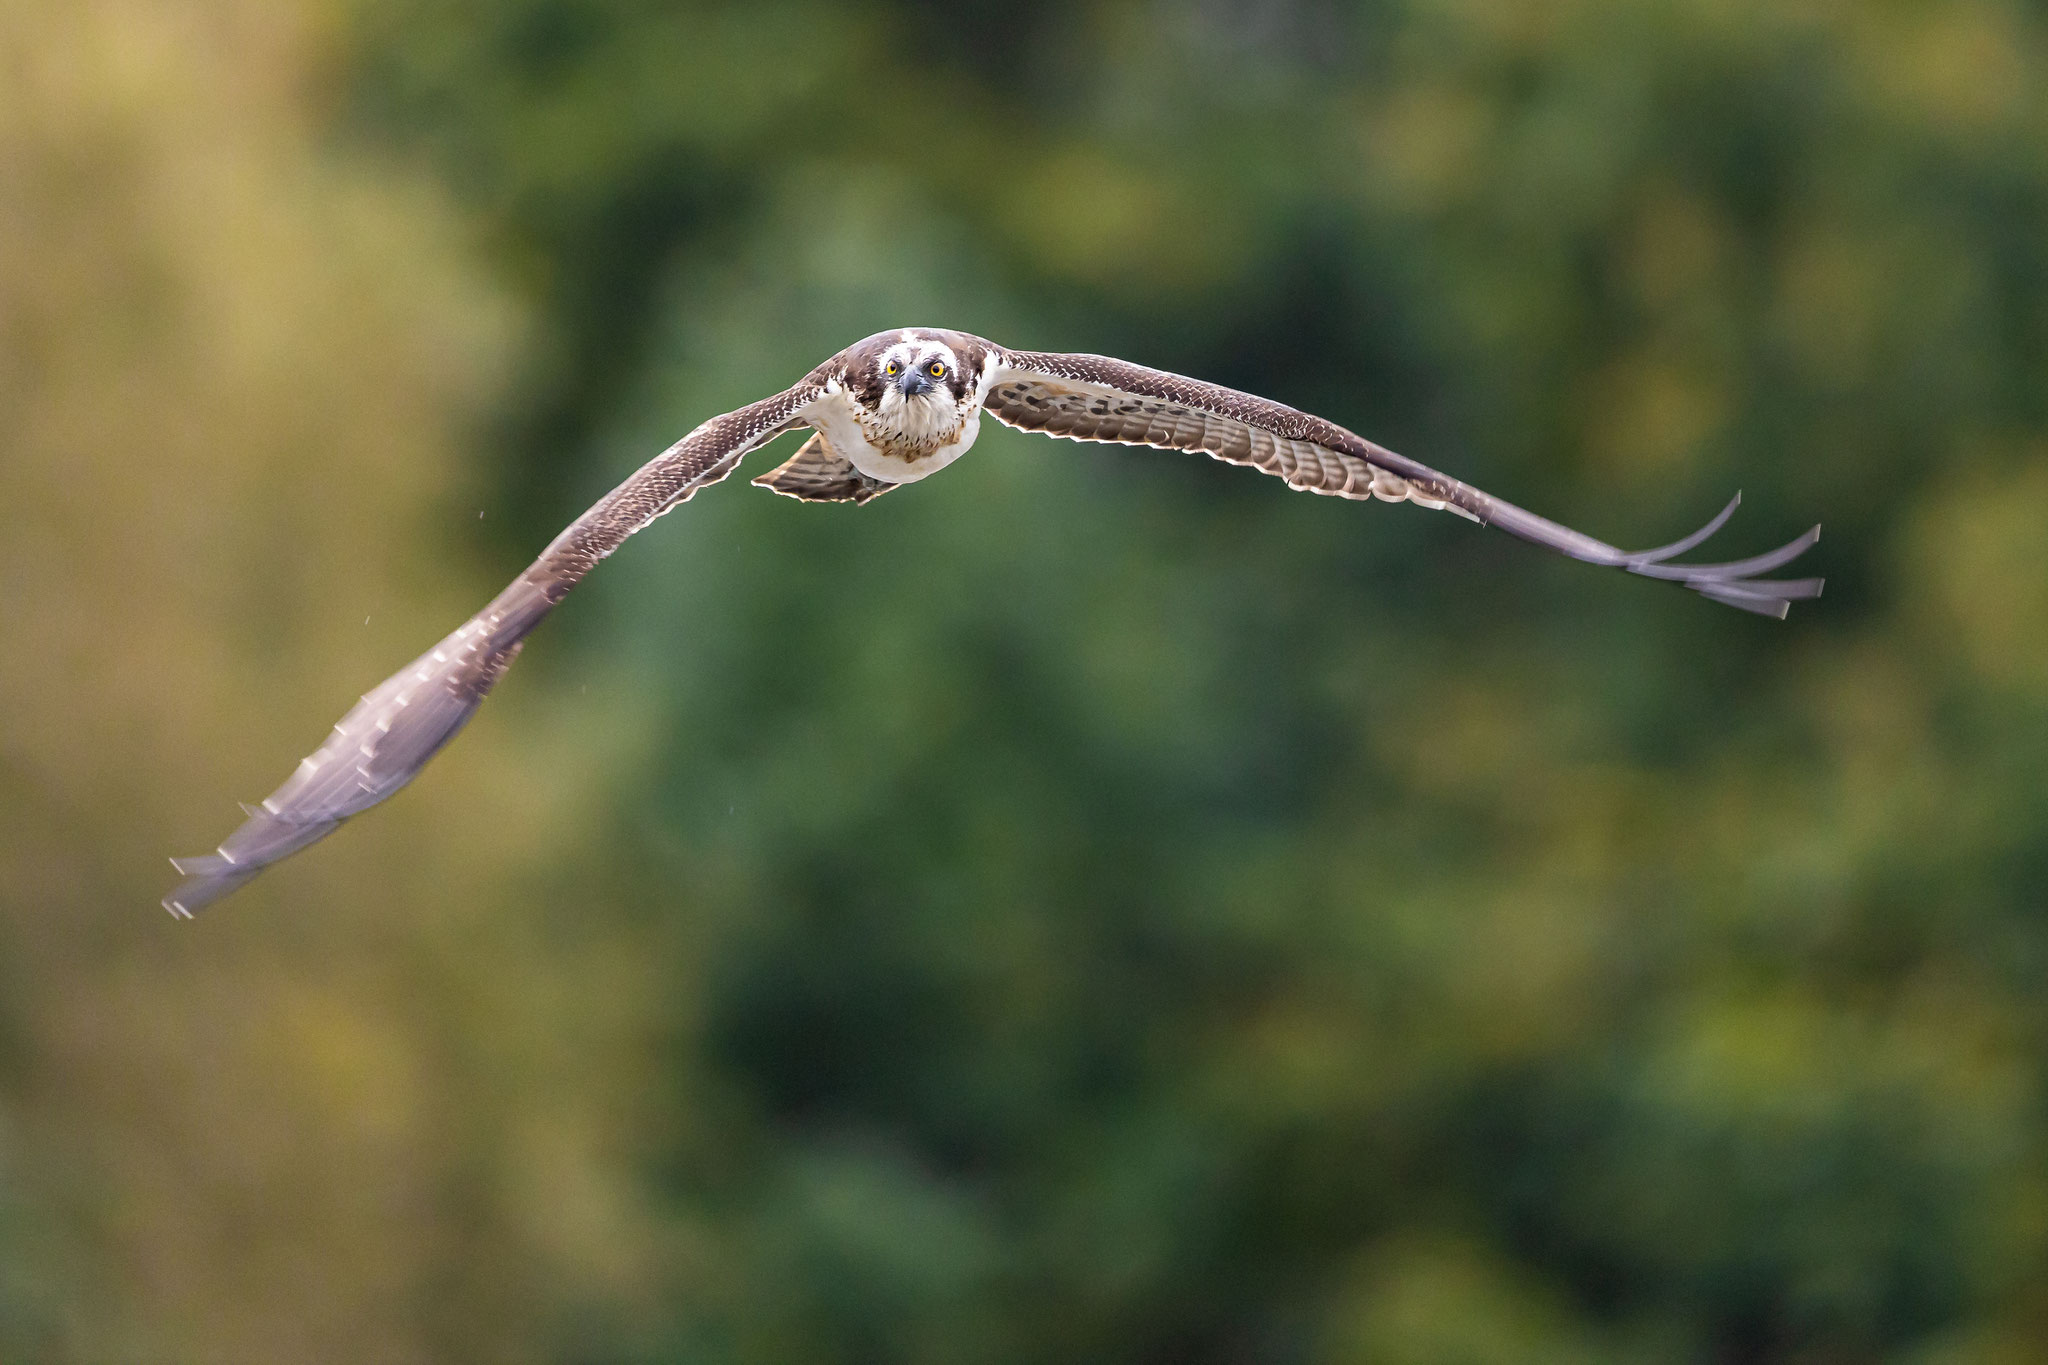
871, 388, 960, 446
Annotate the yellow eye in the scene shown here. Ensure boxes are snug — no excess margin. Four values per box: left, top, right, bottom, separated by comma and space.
885, 361, 899, 376
928, 361, 945, 378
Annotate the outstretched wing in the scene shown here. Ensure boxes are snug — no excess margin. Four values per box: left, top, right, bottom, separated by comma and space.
985, 350, 1821, 617
164, 381, 823, 917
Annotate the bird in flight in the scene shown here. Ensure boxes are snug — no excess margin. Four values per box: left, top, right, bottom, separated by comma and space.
164, 328, 1822, 915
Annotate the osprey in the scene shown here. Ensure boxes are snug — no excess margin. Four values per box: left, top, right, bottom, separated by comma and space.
164, 328, 1822, 915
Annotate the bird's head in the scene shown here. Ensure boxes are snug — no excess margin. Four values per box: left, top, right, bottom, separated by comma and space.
846, 330, 980, 445
878, 338, 960, 402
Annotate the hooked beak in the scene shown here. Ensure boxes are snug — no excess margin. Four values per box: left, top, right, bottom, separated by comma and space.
896, 369, 934, 398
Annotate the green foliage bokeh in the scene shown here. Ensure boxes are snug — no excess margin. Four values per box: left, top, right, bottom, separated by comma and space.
4, 1, 2048, 1360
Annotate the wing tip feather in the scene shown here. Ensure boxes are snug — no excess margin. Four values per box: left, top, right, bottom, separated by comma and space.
1614, 497, 1826, 618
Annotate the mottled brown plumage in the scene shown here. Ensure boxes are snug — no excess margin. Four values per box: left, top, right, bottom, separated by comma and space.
754, 433, 896, 504
165, 328, 1821, 915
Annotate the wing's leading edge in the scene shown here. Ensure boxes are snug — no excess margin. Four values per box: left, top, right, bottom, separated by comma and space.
164, 383, 819, 916
985, 350, 1822, 618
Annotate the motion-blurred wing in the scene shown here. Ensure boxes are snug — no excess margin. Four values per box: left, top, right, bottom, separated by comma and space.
165, 382, 822, 917
986, 350, 1821, 617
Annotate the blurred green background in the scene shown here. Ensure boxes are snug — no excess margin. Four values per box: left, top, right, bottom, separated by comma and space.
5, 0, 2048, 1360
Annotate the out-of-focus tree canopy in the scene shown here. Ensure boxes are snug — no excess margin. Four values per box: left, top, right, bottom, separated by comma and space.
4, 0, 2048, 1359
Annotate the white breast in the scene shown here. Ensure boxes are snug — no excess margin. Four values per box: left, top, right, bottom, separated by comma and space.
808, 386, 982, 485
